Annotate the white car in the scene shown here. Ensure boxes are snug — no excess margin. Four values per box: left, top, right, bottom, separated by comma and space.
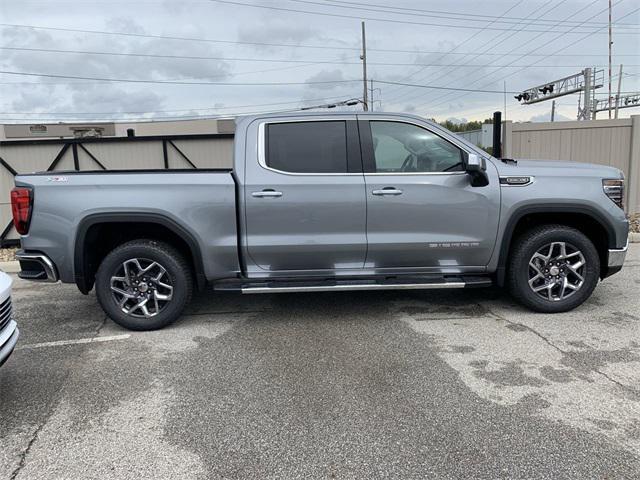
0, 270, 18, 366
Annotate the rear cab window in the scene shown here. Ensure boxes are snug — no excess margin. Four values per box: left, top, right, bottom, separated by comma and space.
264, 120, 362, 174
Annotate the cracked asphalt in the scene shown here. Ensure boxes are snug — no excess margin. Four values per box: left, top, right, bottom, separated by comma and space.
1, 244, 639, 479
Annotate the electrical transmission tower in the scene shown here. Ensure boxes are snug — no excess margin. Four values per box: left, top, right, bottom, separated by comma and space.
593, 93, 640, 114
513, 68, 604, 120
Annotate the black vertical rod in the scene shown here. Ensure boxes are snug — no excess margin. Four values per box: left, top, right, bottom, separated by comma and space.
162, 140, 169, 169
492, 111, 502, 158
72, 143, 80, 170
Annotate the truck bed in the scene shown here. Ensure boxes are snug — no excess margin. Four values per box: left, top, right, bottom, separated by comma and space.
15, 170, 241, 284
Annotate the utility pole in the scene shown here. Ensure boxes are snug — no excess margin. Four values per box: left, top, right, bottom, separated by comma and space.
503, 80, 507, 123
581, 67, 593, 120
615, 64, 623, 119
370, 79, 374, 112
551, 100, 556, 122
360, 21, 368, 111
608, 0, 613, 119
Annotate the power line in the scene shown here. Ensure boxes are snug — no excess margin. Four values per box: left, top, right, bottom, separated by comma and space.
0, 70, 360, 85
317, 0, 640, 28
0, 22, 360, 51
424, 5, 640, 113
381, 0, 526, 102
0, 69, 533, 93
410, 0, 620, 110
0, 94, 360, 115
209, 0, 638, 34
0, 98, 366, 122
2, 24, 637, 58
0, 46, 347, 64
398, 0, 583, 108
384, 0, 564, 105
2, 46, 633, 68
372, 80, 520, 94
290, 0, 640, 30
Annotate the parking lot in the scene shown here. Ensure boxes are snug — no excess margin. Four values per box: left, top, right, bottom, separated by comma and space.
0, 244, 638, 479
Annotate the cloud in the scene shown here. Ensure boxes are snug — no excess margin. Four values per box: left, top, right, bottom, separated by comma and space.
237, 21, 324, 51
529, 111, 572, 122
446, 116, 468, 125
305, 69, 344, 91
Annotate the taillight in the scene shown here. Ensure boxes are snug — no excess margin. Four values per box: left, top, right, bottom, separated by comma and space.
602, 179, 624, 210
10, 187, 33, 235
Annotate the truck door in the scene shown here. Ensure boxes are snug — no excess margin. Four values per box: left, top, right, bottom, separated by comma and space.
359, 117, 500, 270
243, 117, 367, 274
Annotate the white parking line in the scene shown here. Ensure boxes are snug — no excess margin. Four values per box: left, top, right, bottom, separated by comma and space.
17, 334, 131, 350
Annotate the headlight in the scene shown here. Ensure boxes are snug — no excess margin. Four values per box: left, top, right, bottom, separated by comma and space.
602, 178, 624, 210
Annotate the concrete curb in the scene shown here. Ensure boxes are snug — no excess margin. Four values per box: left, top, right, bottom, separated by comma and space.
630, 232, 640, 243
0, 261, 19, 273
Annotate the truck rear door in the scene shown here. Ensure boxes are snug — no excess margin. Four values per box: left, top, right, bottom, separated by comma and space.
358, 116, 500, 270
243, 117, 367, 274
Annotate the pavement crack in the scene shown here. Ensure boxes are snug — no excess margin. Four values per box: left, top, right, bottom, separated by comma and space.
9, 315, 111, 478
9, 421, 46, 480
594, 368, 640, 397
93, 315, 108, 338
485, 307, 640, 396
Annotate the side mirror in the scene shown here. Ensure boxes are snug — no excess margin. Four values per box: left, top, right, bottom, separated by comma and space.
463, 152, 489, 187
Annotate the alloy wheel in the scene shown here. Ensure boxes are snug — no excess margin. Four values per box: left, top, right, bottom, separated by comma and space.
110, 258, 174, 318
527, 242, 586, 301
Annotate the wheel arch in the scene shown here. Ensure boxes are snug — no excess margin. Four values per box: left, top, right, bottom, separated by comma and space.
74, 213, 206, 294
495, 204, 617, 287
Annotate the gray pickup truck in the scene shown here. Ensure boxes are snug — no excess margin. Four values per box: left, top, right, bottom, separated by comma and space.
11, 112, 629, 330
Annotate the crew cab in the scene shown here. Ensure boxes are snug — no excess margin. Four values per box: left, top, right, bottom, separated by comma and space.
11, 112, 629, 330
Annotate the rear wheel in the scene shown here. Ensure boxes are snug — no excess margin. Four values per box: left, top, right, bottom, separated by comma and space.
95, 239, 193, 330
508, 225, 600, 313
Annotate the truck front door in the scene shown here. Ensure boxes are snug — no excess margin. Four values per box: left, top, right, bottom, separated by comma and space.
359, 117, 500, 271
243, 117, 367, 274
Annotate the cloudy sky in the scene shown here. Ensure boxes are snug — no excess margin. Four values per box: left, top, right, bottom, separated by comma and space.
0, 0, 638, 124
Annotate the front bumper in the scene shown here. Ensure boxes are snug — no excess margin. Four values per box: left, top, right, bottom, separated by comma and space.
16, 251, 59, 282
602, 239, 629, 278
0, 320, 19, 367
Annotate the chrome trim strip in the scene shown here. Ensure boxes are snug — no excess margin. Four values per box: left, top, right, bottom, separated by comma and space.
15, 253, 59, 282
0, 319, 17, 344
0, 322, 19, 365
242, 282, 466, 294
607, 239, 629, 268
364, 171, 467, 176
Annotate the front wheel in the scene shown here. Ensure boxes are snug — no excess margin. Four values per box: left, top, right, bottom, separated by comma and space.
508, 225, 600, 313
95, 239, 193, 331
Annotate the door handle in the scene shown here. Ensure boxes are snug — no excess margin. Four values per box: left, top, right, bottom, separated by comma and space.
252, 189, 283, 198
372, 187, 403, 196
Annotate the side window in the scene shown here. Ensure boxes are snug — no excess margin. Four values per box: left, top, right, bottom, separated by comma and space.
266, 121, 348, 173
369, 121, 464, 173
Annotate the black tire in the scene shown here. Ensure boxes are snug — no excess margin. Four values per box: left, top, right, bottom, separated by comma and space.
95, 239, 193, 331
507, 225, 600, 313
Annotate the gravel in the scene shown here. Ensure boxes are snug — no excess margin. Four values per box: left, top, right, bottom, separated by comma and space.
630, 213, 640, 234
0, 248, 17, 262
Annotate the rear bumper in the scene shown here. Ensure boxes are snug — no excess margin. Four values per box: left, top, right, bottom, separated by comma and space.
602, 239, 629, 278
0, 320, 19, 367
16, 251, 59, 282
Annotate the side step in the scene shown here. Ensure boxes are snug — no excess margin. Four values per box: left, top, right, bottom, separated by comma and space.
215, 276, 492, 294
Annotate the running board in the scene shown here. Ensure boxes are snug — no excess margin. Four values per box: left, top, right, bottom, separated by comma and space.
225, 276, 492, 294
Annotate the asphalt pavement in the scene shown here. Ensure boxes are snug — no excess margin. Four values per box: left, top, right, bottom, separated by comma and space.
1, 245, 639, 479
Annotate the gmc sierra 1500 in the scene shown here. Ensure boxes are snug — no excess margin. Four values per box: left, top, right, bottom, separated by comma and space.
11, 112, 629, 330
